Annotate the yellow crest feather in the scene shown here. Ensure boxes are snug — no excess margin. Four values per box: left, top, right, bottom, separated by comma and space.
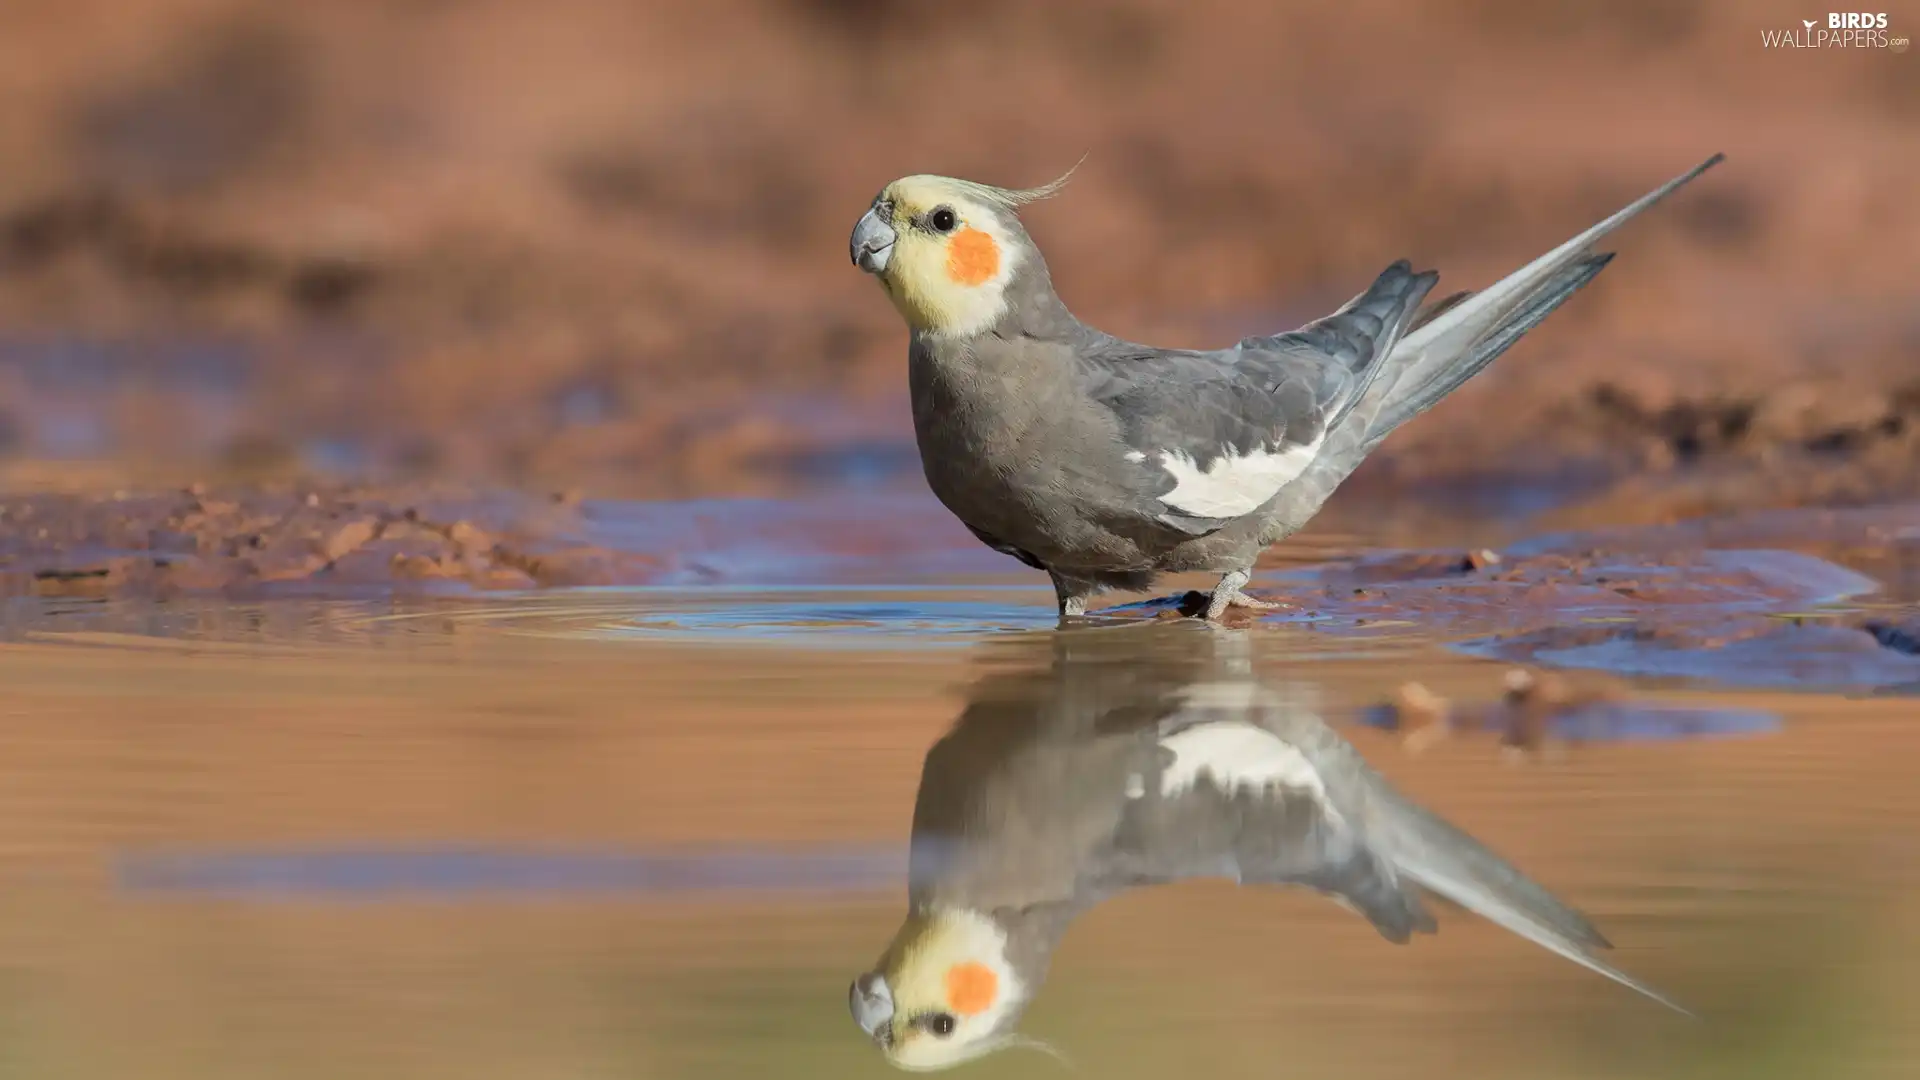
949, 153, 1088, 210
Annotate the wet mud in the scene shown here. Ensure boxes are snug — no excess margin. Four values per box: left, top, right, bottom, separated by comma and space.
6, 483, 1918, 693
1232, 509, 1920, 692
1358, 668, 1783, 758
0, 481, 657, 598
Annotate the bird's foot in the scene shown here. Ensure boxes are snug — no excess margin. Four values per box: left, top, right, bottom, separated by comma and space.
1201, 571, 1286, 621
1219, 590, 1284, 612
1202, 589, 1285, 622
1053, 578, 1092, 622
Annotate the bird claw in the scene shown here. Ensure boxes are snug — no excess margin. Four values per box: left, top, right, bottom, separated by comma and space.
1221, 590, 1284, 611
1201, 587, 1286, 621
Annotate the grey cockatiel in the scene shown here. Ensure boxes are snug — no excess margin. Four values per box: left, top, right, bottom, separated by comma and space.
847, 624, 1685, 1070
850, 155, 1725, 621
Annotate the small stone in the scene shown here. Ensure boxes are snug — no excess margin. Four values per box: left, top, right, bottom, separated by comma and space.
252, 551, 327, 582
192, 498, 239, 517
390, 553, 451, 580
474, 565, 537, 590
1392, 682, 1451, 754
317, 516, 380, 563
446, 520, 492, 554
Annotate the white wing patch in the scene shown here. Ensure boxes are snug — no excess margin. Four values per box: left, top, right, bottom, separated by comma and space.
1158, 720, 1327, 802
1157, 436, 1322, 519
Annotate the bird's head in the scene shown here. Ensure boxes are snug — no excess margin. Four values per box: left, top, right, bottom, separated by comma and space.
847, 908, 1030, 1071
849, 166, 1077, 338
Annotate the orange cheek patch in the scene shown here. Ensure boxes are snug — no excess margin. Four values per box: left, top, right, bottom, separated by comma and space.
944, 228, 1000, 287
944, 962, 999, 1016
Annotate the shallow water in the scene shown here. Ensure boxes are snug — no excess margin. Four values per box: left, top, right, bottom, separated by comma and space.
1, 500, 1919, 1079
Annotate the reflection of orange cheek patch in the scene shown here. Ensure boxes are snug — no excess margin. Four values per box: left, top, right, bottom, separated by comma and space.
944, 962, 999, 1016
944, 229, 1000, 287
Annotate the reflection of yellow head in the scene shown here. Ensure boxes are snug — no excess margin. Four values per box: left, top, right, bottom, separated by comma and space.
852, 167, 1076, 338
859, 908, 1029, 1071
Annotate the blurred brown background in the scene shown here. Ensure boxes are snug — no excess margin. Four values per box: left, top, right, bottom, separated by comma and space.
0, 14, 1918, 1075
0, 0, 1914, 511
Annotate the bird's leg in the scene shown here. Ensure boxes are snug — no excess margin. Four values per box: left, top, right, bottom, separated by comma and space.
1051, 572, 1093, 621
1203, 569, 1284, 620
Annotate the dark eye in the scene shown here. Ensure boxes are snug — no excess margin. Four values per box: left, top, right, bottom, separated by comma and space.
929, 207, 957, 233
927, 1013, 957, 1037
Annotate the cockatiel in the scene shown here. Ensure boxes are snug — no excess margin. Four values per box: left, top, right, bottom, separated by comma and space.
847, 624, 1685, 1070
850, 154, 1724, 621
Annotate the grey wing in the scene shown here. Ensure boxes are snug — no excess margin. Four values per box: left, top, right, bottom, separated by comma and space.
1075, 345, 1337, 536
1239, 259, 1440, 435
1088, 724, 1438, 943
1223, 693, 1693, 1012
1063, 659, 1692, 1012
1245, 703, 1612, 949
1075, 261, 1438, 536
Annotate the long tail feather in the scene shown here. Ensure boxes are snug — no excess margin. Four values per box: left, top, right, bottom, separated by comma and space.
1364, 252, 1615, 446
1361, 153, 1725, 445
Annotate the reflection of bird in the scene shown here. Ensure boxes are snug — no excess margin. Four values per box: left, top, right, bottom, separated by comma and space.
850, 155, 1723, 621
848, 625, 1685, 1070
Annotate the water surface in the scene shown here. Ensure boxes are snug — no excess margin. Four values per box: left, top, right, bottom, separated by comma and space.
0, 501, 1917, 1079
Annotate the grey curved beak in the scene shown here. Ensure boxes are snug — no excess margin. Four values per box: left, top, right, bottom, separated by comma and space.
849, 971, 896, 1045
851, 208, 895, 275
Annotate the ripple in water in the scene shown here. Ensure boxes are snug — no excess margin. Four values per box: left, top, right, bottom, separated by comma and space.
559, 590, 1062, 648
118, 844, 906, 899
352, 587, 1066, 649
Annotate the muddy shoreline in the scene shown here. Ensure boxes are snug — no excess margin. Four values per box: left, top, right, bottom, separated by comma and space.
0, 481, 654, 599
6, 477, 1916, 698
7, 480, 1917, 599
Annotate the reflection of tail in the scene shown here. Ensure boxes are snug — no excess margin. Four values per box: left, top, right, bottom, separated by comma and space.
1378, 792, 1694, 1016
